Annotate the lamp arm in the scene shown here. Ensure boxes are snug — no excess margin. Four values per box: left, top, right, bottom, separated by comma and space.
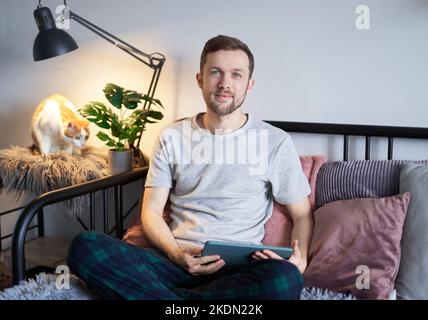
60, 6, 165, 158
67, 10, 165, 69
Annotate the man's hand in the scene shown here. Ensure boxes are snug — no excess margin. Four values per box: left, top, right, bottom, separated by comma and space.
169, 247, 225, 275
251, 239, 307, 274
287, 240, 307, 273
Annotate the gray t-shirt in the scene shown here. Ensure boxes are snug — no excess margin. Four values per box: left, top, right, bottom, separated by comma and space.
145, 112, 310, 247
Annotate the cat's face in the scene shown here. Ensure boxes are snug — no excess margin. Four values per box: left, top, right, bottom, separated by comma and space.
64, 121, 90, 147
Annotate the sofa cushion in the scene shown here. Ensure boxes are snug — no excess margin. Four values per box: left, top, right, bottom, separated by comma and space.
304, 193, 410, 300
395, 163, 428, 299
262, 155, 325, 246
316, 159, 427, 208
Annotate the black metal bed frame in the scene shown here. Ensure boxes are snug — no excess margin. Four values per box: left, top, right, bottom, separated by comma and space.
10, 167, 148, 284
9, 121, 428, 284
266, 121, 428, 161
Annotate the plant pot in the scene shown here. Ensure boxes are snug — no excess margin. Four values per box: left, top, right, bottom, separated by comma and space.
108, 149, 133, 175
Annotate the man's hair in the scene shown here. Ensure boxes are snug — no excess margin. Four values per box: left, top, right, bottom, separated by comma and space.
200, 35, 255, 78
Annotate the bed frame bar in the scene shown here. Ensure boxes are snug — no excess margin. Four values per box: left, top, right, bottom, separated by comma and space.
265, 121, 428, 161
11, 167, 149, 285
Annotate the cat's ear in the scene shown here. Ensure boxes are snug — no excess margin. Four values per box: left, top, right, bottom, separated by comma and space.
67, 122, 75, 129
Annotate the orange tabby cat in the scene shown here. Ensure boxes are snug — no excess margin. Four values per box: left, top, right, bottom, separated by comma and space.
31, 94, 90, 155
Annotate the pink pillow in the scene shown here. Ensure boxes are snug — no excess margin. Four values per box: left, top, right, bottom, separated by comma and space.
123, 155, 326, 248
304, 193, 410, 300
262, 155, 326, 246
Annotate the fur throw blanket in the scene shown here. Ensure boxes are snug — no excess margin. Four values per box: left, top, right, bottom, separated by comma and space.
0, 146, 109, 219
0, 272, 357, 300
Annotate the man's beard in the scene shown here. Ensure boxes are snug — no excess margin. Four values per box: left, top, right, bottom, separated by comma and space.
208, 93, 247, 116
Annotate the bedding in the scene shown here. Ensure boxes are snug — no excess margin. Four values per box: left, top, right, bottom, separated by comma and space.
122, 158, 423, 300
315, 159, 427, 207
395, 163, 428, 299
0, 273, 356, 300
304, 193, 410, 299
263, 155, 326, 247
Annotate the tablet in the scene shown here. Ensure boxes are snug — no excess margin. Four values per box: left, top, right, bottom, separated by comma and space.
201, 240, 293, 268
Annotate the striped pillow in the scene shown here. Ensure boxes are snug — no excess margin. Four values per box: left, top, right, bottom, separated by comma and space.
316, 160, 427, 208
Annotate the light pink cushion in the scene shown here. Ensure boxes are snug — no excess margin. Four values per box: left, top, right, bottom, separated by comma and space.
123, 155, 326, 248
262, 155, 326, 246
304, 193, 410, 300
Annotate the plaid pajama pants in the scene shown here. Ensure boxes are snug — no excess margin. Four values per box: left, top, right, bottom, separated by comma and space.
67, 231, 303, 300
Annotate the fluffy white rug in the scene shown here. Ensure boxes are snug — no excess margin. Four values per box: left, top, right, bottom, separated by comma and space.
0, 273, 96, 300
0, 273, 356, 300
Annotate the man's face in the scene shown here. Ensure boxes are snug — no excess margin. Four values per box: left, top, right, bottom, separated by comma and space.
197, 50, 254, 116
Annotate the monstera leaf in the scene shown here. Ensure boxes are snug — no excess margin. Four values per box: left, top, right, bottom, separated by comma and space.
80, 102, 113, 129
103, 83, 124, 109
122, 90, 143, 110
79, 83, 164, 151
128, 109, 163, 127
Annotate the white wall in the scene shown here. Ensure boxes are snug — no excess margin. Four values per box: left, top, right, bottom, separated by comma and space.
1, 0, 428, 156
1, 0, 428, 243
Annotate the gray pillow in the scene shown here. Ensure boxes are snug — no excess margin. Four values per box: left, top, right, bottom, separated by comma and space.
396, 163, 428, 299
316, 160, 428, 208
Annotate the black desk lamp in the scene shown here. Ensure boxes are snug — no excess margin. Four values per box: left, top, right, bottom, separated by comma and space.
32, 0, 166, 161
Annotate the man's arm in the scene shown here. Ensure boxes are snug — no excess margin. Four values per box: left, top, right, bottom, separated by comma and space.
286, 197, 314, 272
252, 197, 313, 273
141, 187, 225, 274
141, 187, 179, 257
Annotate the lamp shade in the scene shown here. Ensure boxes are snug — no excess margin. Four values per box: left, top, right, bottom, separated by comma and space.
33, 6, 78, 61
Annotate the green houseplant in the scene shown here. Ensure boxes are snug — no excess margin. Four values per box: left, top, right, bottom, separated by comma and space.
79, 83, 163, 174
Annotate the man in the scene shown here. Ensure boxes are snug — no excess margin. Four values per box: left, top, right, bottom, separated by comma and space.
67, 35, 313, 300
